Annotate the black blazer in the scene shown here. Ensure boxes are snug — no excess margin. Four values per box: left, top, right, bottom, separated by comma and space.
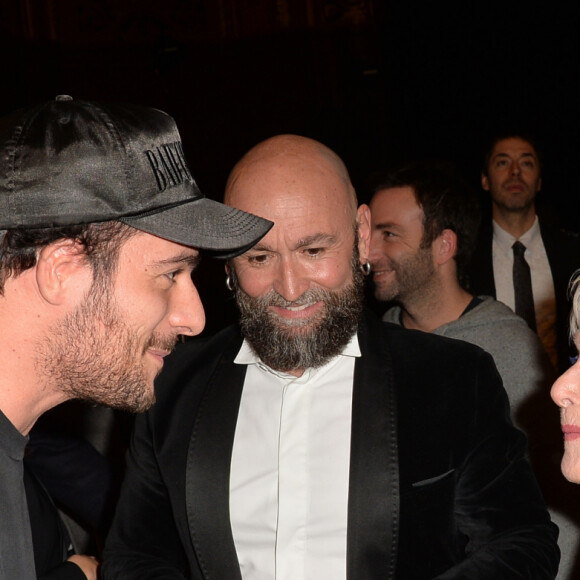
103, 311, 558, 579
467, 219, 580, 372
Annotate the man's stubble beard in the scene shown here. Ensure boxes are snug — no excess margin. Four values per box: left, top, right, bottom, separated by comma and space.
373, 244, 436, 305
231, 245, 365, 374
37, 285, 176, 413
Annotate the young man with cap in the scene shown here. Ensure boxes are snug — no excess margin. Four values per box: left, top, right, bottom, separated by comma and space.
0, 95, 271, 579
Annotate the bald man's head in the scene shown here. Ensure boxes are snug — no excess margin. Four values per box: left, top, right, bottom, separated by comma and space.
225, 134, 358, 217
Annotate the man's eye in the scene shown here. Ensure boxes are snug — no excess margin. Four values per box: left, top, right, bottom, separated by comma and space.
305, 248, 323, 256
248, 254, 269, 264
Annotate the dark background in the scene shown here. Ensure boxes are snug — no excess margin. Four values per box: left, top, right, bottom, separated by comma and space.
2, 0, 580, 331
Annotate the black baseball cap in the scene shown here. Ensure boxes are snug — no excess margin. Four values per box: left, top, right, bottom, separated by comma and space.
0, 95, 272, 257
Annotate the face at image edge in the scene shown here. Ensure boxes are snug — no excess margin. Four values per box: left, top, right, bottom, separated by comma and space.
551, 333, 580, 483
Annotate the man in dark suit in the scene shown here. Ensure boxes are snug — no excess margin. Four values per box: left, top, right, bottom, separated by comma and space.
104, 135, 559, 579
467, 133, 580, 372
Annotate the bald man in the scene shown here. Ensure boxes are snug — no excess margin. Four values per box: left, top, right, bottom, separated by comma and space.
104, 136, 559, 579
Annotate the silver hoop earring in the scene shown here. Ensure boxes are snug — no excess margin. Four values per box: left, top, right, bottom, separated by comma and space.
225, 273, 234, 292
360, 260, 371, 276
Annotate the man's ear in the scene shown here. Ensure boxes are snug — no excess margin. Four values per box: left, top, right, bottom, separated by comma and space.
433, 229, 457, 266
356, 204, 371, 263
481, 172, 490, 191
35, 240, 91, 305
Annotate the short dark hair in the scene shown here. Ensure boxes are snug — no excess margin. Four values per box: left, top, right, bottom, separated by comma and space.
0, 221, 138, 294
371, 161, 481, 280
481, 131, 543, 177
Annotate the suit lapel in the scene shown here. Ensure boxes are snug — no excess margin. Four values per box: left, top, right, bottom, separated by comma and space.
184, 315, 400, 579
347, 313, 399, 580
186, 339, 245, 580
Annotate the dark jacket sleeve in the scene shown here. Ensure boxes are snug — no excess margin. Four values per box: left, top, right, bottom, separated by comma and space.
37, 562, 88, 580
397, 343, 559, 580
101, 410, 190, 579
423, 350, 558, 578
381, 321, 560, 579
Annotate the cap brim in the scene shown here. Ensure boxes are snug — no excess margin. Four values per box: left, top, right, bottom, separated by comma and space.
120, 196, 273, 259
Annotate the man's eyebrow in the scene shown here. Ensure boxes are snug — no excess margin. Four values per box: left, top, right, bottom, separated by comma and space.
294, 233, 337, 249
247, 233, 337, 254
246, 241, 273, 253
374, 222, 400, 231
154, 251, 201, 269
493, 152, 536, 161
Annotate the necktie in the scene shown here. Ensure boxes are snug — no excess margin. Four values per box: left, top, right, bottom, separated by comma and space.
512, 241, 536, 332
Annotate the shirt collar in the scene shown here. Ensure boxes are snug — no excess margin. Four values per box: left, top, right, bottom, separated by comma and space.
492, 215, 540, 252
234, 332, 361, 376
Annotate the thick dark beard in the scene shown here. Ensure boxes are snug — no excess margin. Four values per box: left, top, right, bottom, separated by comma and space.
38, 287, 175, 413
231, 248, 365, 373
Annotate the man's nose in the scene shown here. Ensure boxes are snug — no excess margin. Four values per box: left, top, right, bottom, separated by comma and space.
169, 279, 206, 337
273, 258, 309, 302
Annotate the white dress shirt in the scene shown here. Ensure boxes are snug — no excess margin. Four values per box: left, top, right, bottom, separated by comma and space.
229, 336, 360, 580
492, 216, 557, 367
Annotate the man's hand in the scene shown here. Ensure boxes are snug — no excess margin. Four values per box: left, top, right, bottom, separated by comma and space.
67, 554, 99, 580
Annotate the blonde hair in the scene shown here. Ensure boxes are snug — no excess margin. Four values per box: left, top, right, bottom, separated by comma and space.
569, 270, 580, 340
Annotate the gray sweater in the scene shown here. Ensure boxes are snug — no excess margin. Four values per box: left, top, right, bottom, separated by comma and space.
383, 295, 555, 420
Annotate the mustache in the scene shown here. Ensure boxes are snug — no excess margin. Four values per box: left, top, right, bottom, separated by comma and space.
256, 288, 329, 308
144, 333, 178, 353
